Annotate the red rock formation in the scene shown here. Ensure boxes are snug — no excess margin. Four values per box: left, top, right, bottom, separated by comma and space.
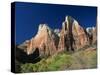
58, 16, 88, 51
18, 16, 97, 58
19, 24, 59, 57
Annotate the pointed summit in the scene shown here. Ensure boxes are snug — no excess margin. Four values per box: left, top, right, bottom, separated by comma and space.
65, 16, 79, 26
38, 24, 50, 31
65, 16, 73, 22
37, 24, 52, 35
19, 23, 59, 56
58, 16, 88, 51
17, 16, 96, 59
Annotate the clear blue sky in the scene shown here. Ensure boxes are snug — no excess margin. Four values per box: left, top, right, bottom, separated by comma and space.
15, 2, 97, 44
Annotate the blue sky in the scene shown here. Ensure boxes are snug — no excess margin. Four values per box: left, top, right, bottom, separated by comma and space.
15, 2, 97, 44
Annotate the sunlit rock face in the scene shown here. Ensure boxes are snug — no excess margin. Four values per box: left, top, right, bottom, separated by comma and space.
58, 16, 88, 51
18, 24, 59, 57
54, 29, 60, 37
17, 16, 97, 58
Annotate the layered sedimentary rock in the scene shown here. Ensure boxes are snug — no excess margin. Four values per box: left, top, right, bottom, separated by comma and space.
17, 16, 97, 58
58, 16, 88, 51
18, 24, 59, 57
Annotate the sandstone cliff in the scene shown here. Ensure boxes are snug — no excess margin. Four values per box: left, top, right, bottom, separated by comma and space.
58, 16, 88, 52
17, 16, 97, 58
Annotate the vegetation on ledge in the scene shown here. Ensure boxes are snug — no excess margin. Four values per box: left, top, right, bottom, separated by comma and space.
19, 47, 97, 73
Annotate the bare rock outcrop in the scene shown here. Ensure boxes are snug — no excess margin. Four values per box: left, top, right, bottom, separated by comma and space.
86, 26, 97, 45
58, 16, 88, 51
18, 24, 59, 57
17, 16, 97, 58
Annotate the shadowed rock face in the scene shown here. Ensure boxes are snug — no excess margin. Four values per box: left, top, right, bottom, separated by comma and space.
86, 26, 97, 45
93, 26, 97, 44
16, 46, 41, 63
58, 16, 88, 51
17, 16, 97, 59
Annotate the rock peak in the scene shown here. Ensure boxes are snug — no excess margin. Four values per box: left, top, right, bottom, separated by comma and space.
65, 16, 73, 22
38, 24, 49, 30
17, 16, 97, 58
38, 24, 52, 34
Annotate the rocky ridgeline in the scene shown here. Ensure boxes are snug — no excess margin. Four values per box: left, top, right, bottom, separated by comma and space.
17, 16, 97, 58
